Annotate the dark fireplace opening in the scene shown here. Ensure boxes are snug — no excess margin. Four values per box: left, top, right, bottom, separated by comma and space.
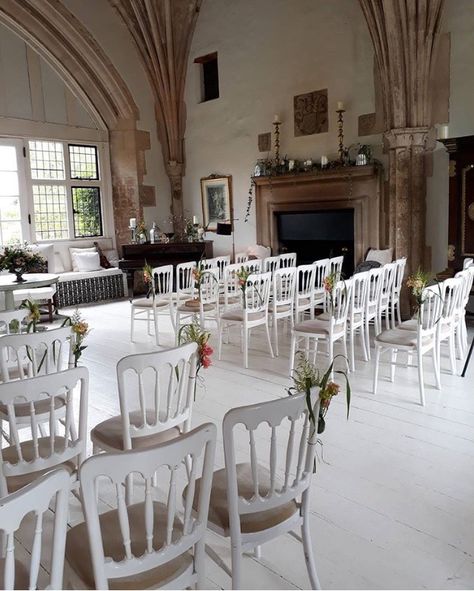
276, 208, 355, 276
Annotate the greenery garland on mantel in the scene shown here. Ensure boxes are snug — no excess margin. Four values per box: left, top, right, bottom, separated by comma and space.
245, 158, 383, 222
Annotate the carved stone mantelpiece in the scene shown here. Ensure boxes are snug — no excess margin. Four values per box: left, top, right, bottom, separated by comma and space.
253, 165, 384, 266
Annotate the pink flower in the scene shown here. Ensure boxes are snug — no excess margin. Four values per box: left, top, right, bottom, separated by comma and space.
202, 356, 212, 368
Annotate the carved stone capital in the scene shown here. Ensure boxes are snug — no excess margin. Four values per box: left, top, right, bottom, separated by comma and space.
384, 127, 435, 151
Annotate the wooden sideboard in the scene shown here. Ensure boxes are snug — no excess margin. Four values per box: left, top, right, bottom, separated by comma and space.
119, 241, 213, 295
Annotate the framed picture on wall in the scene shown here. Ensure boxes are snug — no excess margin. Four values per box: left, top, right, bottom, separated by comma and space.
200, 175, 232, 231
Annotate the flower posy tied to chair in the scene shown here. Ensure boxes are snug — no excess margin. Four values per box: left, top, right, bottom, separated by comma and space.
178, 319, 213, 399
62, 309, 90, 367
21, 298, 41, 332
323, 270, 341, 312
406, 268, 431, 318
236, 266, 252, 306
191, 260, 218, 301
143, 261, 155, 300
288, 352, 351, 438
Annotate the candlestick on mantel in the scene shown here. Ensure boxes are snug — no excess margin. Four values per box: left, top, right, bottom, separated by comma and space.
336, 103, 346, 163
438, 124, 449, 140
129, 217, 137, 229
273, 116, 281, 163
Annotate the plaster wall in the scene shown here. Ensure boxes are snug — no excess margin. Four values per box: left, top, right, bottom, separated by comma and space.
183, 0, 381, 256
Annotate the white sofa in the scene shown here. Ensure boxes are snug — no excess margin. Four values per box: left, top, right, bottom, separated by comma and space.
33, 239, 127, 309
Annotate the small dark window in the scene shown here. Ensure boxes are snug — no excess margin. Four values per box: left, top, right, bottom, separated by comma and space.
195, 52, 219, 102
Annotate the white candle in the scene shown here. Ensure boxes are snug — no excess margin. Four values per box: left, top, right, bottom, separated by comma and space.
129, 217, 136, 228
321, 155, 328, 167
336, 101, 345, 111
273, 114, 281, 123
193, 215, 198, 225
438, 124, 449, 139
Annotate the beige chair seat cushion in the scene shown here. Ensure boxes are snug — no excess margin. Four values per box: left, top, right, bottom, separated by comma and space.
187, 463, 297, 535
66, 501, 192, 590
375, 328, 430, 347
91, 410, 181, 451
131, 298, 170, 308
296, 297, 311, 307
2, 436, 76, 492
221, 308, 265, 322
269, 303, 292, 313
0, 395, 66, 418
294, 316, 346, 335
177, 302, 215, 312
219, 295, 239, 305
0, 558, 30, 589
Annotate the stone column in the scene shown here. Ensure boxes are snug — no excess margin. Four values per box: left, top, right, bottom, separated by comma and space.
385, 127, 435, 315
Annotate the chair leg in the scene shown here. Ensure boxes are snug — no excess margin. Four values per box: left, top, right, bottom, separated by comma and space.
130, 308, 135, 342
153, 311, 160, 347
449, 331, 457, 375
195, 538, 206, 589
273, 316, 279, 357
361, 324, 369, 362
328, 339, 334, 379
147, 310, 152, 336
289, 333, 297, 376
365, 321, 371, 360
301, 507, 321, 590
417, 349, 425, 406
243, 327, 249, 369
218, 322, 224, 360
231, 538, 243, 590
341, 335, 349, 372
390, 349, 397, 382
349, 328, 355, 372
433, 346, 441, 390
265, 322, 274, 358
373, 346, 381, 395
253, 545, 261, 559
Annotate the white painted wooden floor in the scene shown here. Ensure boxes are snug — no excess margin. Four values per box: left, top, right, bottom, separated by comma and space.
19, 300, 474, 589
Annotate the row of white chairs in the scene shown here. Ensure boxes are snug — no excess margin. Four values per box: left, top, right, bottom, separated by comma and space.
0, 342, 321, 590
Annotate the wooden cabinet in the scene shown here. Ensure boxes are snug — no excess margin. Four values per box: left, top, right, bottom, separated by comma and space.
119, 241, 213, 295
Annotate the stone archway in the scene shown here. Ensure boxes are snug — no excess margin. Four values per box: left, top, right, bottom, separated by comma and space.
0, 0, 147, 249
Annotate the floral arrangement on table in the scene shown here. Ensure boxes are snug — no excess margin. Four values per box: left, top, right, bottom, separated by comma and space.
143, 261, 155, 300
21, 298, 41, 332
0, 243, 46, 282
178, 319, 213, 399
136, 219, 148, 243
185, 218, 199, 242
62, 309, 90, 367
288, 352, 351, 436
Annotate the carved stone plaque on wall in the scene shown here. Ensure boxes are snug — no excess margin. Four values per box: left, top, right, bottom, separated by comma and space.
293, 89, 328, 136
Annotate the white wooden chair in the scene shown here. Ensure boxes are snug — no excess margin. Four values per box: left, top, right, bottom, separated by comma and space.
278, 252, 297, 268
463, 257, 473, 270
238, 259, 263, 274
0, 309, 29, 336
195, 393, 321, 590
175, 260, 197, 306
214, 255, 231, 280
378, 262, 397, 330
328, 255, 344, 277
218, 272, 274, 368
263, 255, 280, 275
90, 343, 198, 501
200, 258, 218, 271
65, 423, 217, 590
290, 279, 352, 377
294, 265, 316, 323
130, 264, 175, 345
390, 257, 407, 327
221, 263, 243, 311
311, 258, 329, 312
373, 286, 442, 406
0, 467, 71, 590
0, 367, 88, 495
270, 267, 296, 356
175, 267, 220, 339
235, 252, 248, 264
0, 326, 74, 442
365, 267, 384, 357
347, 271, 369, 371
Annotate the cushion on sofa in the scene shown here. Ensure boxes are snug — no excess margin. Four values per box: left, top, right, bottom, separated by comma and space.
366, 248, 393, 265
54, 252, 65, 273
69, 247, 97, 272
73, 251, 102, 273
29, 243, 54, 272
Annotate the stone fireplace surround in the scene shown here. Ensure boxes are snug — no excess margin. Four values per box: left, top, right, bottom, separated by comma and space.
254, 164, 384, 267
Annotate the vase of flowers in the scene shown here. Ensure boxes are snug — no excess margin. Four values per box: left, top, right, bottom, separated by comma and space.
288, 352, 351, 436
0, 243, 46, 283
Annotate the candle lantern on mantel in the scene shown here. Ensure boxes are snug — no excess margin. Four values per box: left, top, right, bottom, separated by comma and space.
273, 114, 281, 164
336, 101, 346, 163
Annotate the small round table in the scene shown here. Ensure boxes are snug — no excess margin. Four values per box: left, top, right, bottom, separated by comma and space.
0, 273, 60, 310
